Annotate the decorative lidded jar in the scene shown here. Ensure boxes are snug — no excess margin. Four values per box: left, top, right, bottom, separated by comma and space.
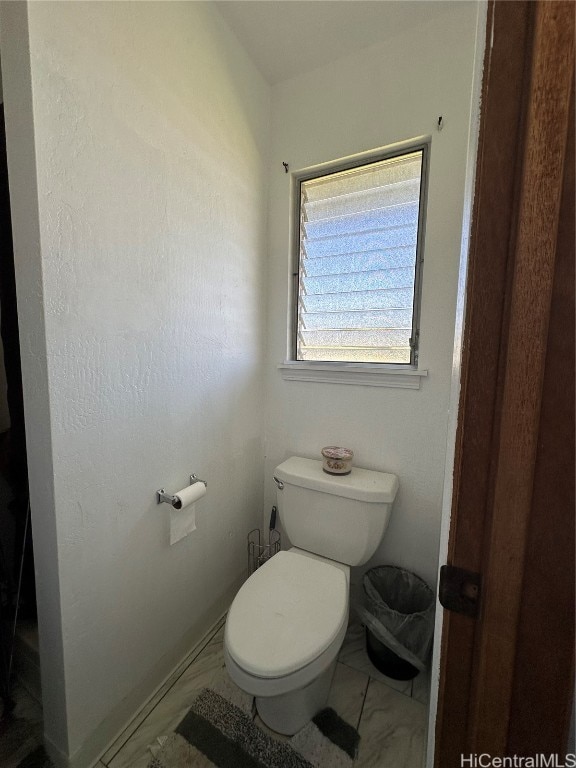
321, 446, 354, 475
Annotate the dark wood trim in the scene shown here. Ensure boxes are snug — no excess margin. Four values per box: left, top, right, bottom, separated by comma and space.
435, 3, 535, 762
436, 1, 575, 763
470, 1, 574, 751
507, 75, 575, 756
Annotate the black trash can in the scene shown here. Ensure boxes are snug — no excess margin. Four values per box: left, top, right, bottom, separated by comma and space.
357, 565, 435, 681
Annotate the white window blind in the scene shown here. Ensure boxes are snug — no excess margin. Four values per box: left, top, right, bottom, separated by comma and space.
295, 149, 425, 365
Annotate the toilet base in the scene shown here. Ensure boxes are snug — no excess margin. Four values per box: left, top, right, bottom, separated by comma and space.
255, 658, 337, 736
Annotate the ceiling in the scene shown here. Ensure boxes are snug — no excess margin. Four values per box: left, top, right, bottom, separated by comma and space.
216, 1, 460, 85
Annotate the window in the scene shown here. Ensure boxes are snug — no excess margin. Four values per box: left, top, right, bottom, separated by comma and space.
292, 145, 428, 368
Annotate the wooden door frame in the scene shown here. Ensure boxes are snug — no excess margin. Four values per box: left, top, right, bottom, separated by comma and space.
435, 1, 575, 764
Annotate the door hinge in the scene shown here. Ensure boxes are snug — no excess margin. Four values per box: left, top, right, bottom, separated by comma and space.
439, 565, 481, 618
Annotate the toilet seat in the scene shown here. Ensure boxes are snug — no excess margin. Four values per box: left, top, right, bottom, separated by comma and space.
224, 620, 347, 699
225, 550, 348, 679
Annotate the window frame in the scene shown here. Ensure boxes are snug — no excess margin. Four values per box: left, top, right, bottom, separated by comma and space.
289, 139, 430, 370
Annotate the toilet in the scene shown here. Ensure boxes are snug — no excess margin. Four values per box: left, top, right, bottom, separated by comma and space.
224, 456, 399, 735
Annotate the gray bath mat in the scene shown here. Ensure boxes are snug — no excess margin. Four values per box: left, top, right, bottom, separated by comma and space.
147, 687, 359, 768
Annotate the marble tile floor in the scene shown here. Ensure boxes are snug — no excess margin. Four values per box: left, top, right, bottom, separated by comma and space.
100, 617, 429, 768
339, 622, 431, 706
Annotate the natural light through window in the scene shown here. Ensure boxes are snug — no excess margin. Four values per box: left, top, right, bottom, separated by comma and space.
294, 147, 427, 366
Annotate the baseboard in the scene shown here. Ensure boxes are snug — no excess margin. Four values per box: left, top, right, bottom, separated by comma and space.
51, 574, 243, 768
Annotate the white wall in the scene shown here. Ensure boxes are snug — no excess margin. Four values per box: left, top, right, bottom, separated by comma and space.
1, 2, 269, 765
264, 3, 482, 591
1, 1, 485, 763
426, 6, 487, 762
0, 51, 12, 433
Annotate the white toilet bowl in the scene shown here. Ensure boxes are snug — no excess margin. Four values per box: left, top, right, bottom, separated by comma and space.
224, 548, 349, 735
225, 456, 398, 735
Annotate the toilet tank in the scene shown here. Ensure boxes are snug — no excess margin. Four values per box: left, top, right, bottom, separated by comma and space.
274, 457, 399, 567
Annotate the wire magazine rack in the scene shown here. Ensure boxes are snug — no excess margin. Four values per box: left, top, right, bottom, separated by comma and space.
247, 527, 281, 575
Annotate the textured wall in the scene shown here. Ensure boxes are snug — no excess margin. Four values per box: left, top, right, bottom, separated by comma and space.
1, 1, 485, 764
264, 3, 482, 591
3, 2, 270, 764
0, 55, 12, 432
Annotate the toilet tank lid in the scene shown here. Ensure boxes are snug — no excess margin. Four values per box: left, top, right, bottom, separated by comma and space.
275, 457, 399, 503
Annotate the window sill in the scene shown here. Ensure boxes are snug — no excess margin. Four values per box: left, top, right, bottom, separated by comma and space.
278, 362, 428, 389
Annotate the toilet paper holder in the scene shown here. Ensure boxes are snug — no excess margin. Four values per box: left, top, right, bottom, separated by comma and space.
157, 475, 207, 507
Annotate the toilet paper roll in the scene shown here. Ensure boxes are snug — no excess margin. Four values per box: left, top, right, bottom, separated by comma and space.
173, 481, 206, 509
169, 482, 206, 546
